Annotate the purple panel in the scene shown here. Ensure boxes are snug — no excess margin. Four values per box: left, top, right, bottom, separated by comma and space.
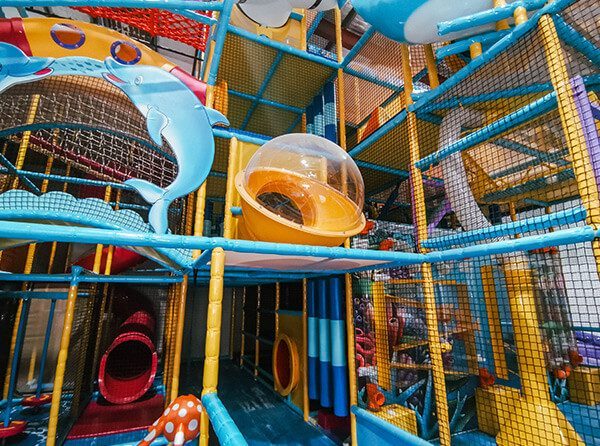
570, 76, 600, 187
428, 199, 452, 235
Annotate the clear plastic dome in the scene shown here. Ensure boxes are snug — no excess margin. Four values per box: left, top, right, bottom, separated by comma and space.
241, 134, 365, 234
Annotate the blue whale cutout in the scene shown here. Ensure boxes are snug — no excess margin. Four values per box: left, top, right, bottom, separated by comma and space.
0, 43, 229, 234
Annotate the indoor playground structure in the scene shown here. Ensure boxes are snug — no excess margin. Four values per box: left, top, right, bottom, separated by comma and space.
0, 0, 597, 445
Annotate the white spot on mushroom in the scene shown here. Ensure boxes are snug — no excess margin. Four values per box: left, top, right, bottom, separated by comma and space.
166, 422, 174, 434
187, 401, 194, 408
178, 408, 187, 418
188, 419, 198, 431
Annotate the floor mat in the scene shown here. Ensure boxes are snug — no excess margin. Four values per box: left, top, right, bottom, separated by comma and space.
183, 360, 339, 446
67, 393, 164, 439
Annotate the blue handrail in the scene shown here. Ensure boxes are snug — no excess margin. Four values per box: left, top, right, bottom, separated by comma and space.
201, 393, 248, 446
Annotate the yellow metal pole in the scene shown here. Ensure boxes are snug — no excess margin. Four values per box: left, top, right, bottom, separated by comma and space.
47, 281, 79, 446
480, 265, 509, 379
200, 134, 239, 444
229, 288, 236, 360
334, 11, 358, 441
254, 286, 261, 377
301, 280, 309, 422
170, 275, 189, 401
487, 11, 585, 445
540, 13, 600, 268
334, 7, 347, 149
164, 283, 177, 403
3, 96, 43, 397
494, 0, 510, 31
469, 42, 483, 59
200, 247, 226, 446
404, 44, 451, 445
12, 95, 40, 189
344, 240, 358, 445
240, 287, 246, 367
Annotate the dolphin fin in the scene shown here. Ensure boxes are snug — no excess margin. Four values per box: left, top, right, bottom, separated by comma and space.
0, 43, 54, 79
204, 107, 229, 127
146, 107, 169, 146
125, 178, 165, 204
148, 198, 171, 234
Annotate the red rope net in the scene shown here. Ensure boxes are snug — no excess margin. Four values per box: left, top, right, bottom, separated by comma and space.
74, 8, 212, 51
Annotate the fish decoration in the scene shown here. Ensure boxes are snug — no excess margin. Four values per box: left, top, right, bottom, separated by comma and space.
103, 58, 229, 233
0, 43, 229, 234
0, 42, 54, 90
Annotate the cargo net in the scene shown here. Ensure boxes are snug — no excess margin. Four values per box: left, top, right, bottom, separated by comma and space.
352, 220, 600, 444
57, 289, 101, 442
240, 284, 276, 384
74, 7, 211, 52
0, 76, 177, 188
218, 29, 333, 137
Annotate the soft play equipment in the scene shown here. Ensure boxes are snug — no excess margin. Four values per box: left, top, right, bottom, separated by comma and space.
349, 0, 527, 44
235, 134, 366, 247
98, 293, 158, 405
438, 108, 584, 445
235, 0, 337, 28
307, 278, 349, 418
139, 395, 203, 446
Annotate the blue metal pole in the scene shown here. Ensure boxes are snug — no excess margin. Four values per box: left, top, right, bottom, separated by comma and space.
241, 52, 286, 130
422, 206, 586, 250
201, 393, 248, 446
553, 14, 600, 68
226, 25, 340, 70
416, 92, 558, 170
355, 160, 410, 178
307, 280, 319, 400
229, 84, 303, 114
349, 110, 408, 158
35, 299, 56, 398
3, 298, 31, 427
213, 127, 270, 146
437, 0, 546, 36
317, 279, 332, 408
207, 0, 236, 86
0, 221, 427, 264
329, 277, 348, 417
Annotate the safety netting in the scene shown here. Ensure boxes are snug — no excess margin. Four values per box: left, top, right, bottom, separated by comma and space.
74, 7, 212, 52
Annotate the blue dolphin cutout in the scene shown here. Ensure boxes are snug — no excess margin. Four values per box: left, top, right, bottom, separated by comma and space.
0, 43, 54, 92
103, 58, 229, 234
